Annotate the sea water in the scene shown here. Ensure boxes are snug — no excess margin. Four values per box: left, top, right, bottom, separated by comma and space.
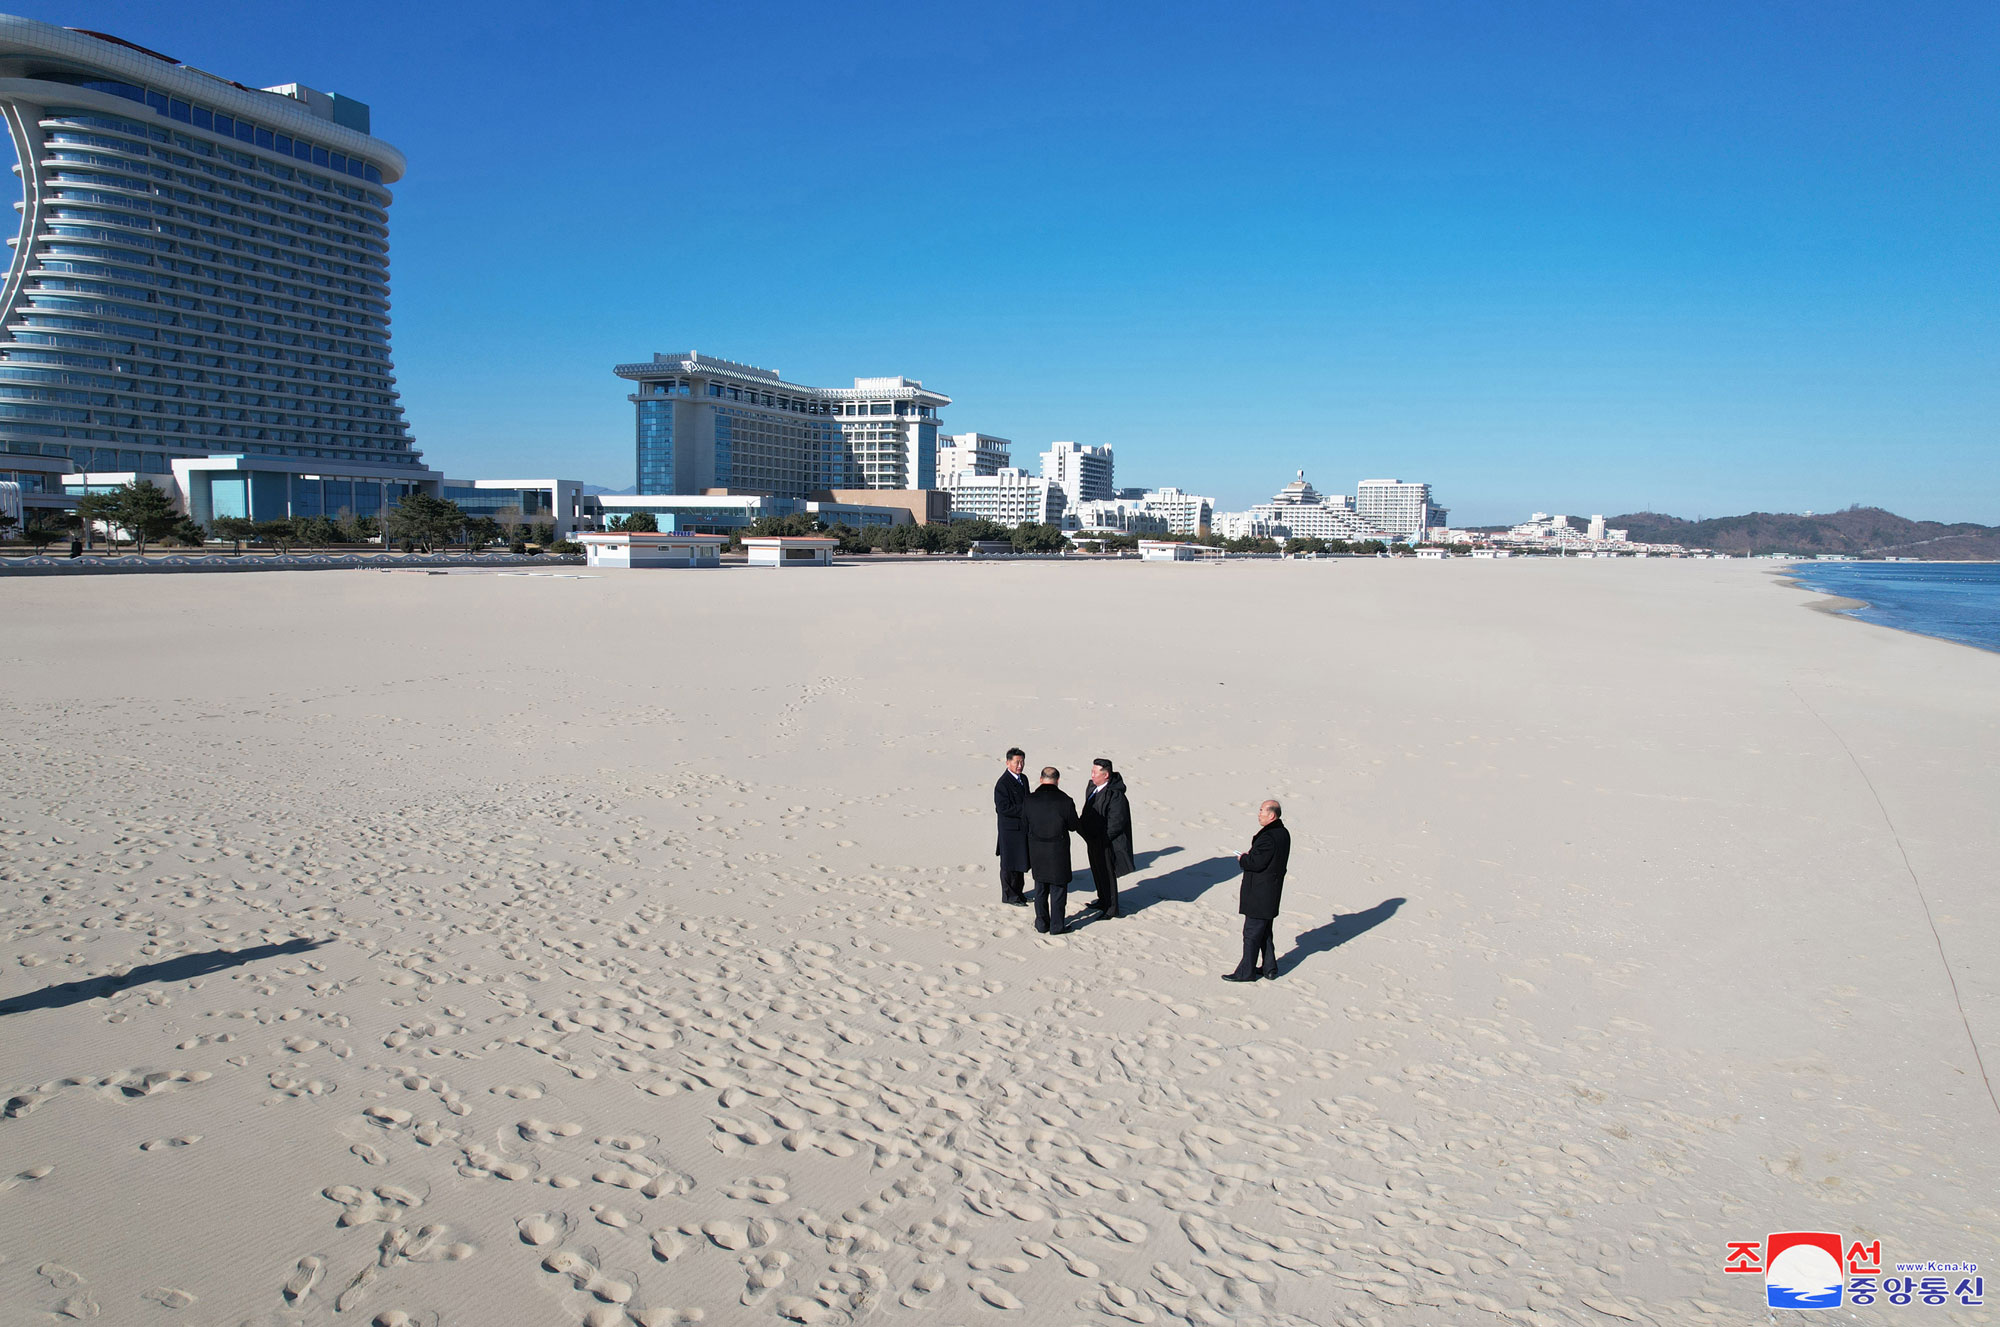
1786, 561, 2000, 654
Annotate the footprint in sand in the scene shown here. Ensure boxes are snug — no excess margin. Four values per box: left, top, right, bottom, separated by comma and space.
740, 1249, 791, 1305
0, 1163, 54, 1202
721, 1173, 789, 1205
282, 1253, 325, 1305
969, 1276, 1023, 1309
540, 1248, 636, 1306
517, 1212, 573, 1246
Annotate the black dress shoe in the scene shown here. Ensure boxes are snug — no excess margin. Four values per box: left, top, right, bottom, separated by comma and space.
1034, 922, 1049, 933
1221, 971, 1256, 982
1261, 968, 1278, 980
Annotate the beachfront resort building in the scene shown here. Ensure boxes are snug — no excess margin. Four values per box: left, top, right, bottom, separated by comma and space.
0, 15, 445, 525
943, 467, 1065, 527
1127, 486, 1214, 535
613, 352, 950, 499
1215, 472, 1395, 542
1068, 498, 1170, 536
1357, 479, 1448, 540
1040, 441, 1114, 506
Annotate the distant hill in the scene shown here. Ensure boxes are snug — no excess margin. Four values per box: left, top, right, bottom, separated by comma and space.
1605, 507, 2000, 559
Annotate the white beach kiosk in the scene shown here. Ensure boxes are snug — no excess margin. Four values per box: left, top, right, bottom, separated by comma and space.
1139, 540, 1217, 561
577, 531, 728, 568
743, 535, 837, 568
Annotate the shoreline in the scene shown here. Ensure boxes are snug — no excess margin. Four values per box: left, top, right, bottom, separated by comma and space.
1771, 561, 1998, 655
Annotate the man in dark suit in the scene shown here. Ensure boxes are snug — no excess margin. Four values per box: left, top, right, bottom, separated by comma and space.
993, 747, 1030, 906
1021, 767, 1081, 935
1224, 799, 1290, 981
1077, 758, 1134, 919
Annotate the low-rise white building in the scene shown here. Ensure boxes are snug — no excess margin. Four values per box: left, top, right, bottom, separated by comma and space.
744, 535, 836, 567
945, 468, 1065, 526
578, 532, 727, 568
1140, 539, 1216, 561
1068, 498, 1170, 536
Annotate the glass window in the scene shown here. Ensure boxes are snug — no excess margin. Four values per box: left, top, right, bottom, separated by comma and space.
215, 114, 233, 136
870, 403, 891, 415
256, 127, 274, 149
331, 152, 346, 173
363, 164, 381, 184
239, 120, 256, 143
146, 90, 168, 114
276, 134, 292, 154
192, 106, 212, 130
312, 146, 329, 166
169, 99, 190, 122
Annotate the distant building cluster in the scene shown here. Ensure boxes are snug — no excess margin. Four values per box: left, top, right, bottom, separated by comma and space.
1211, 473, 1442, 543
1423, 512, 1692, 557
0, 18, 1473, 553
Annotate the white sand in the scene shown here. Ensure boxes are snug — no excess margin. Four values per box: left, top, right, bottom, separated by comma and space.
0, 559, 1993, 1326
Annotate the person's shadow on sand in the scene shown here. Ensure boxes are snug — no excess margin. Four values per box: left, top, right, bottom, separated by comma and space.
1120, 852, 1239, 914
0, 938, 327, 1016
1278, 898, 1405, 972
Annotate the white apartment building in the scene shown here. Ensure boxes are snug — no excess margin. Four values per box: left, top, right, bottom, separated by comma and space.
1356, 479, 1447, 540
1068, 499, 1169, 536
945, 468, 1065, 527
1040, 441, 1114, 505
938, 433, 1011, 482
1131, 486, 1213, 535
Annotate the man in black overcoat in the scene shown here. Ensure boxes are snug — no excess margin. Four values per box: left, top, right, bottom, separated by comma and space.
993, 747, 1030, 905
1021, 767, 1081, 935
1077, 758, 1134, 919
1224, 799, 1290, 981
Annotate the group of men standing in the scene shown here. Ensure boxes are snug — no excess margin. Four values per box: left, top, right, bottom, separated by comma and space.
993, 748, 1292, 980
993, 748, 1132, 935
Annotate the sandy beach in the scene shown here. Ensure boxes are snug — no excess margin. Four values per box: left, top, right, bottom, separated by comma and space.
1, 558, 1993, 1326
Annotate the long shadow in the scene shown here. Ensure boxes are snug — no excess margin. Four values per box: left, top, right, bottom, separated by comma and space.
1121, 854, 1241, 914
1278, 898, 1405, 972
0, 939, 328, 1016
1130, 846, 1182, 871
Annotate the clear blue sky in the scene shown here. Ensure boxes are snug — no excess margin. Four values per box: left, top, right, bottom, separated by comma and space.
18, 1, 1998, 522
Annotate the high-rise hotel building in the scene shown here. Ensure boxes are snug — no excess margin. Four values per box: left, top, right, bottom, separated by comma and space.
0, 16, 439, 523
614, 352, 948, 499
1356, 479, 1448, 540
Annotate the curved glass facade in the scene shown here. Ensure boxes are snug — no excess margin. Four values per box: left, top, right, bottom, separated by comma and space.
0, 26, 420, 482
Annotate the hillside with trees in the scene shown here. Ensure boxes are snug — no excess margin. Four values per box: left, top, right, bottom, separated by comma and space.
1604, 507, 2000, 559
